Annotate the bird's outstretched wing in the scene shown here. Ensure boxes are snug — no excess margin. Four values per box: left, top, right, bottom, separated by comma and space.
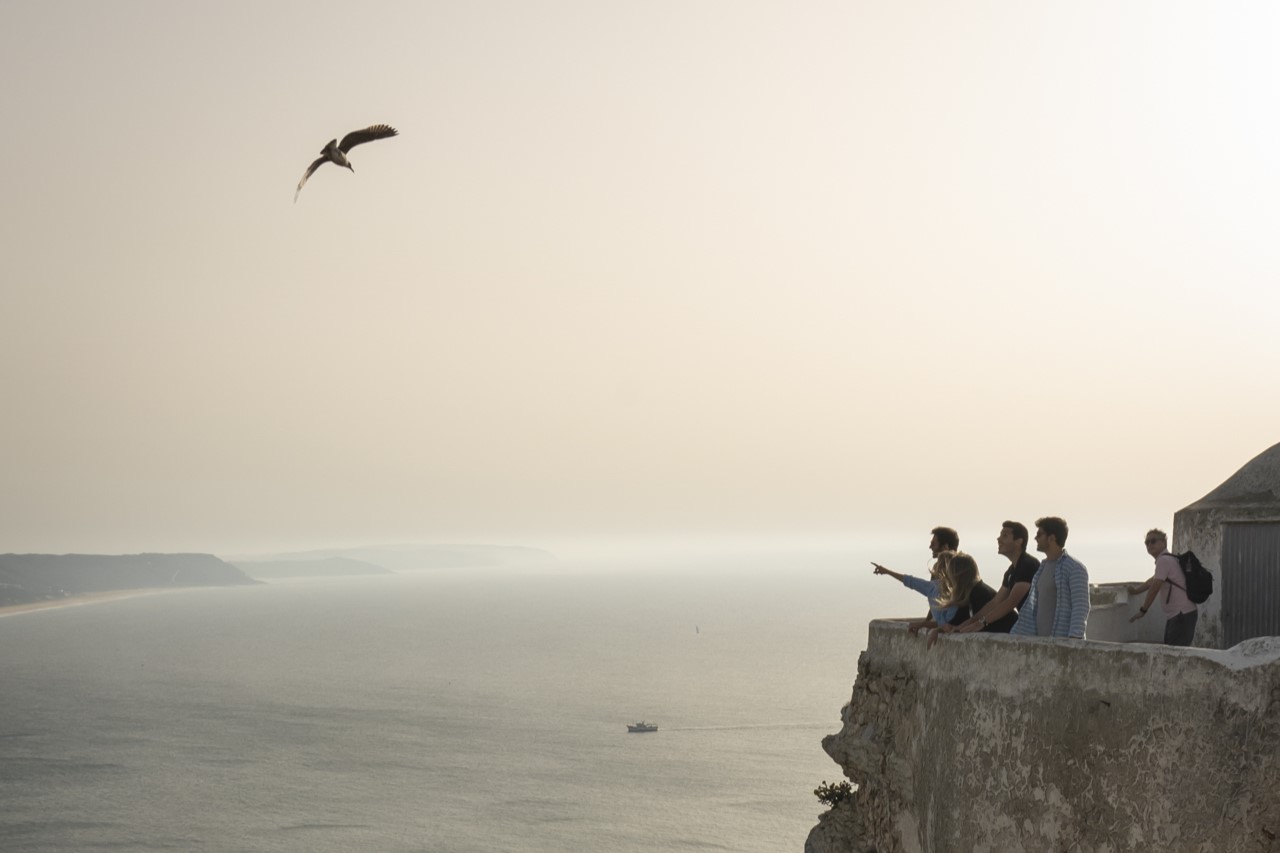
295, 156, 328, 202
339, 124, 398, 153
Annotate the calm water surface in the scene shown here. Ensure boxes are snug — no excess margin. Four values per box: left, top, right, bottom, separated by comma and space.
1, 562, 885, 852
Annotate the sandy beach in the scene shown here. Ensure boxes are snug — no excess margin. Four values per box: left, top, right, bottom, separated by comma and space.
0, 588, 188, 619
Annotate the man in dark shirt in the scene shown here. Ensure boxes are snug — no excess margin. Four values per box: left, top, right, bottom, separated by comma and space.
954, 520, 1039, 633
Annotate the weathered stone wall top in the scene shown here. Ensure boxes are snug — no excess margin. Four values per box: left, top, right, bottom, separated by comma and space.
808, 620, 1280, 853
865, 617, 1279, 694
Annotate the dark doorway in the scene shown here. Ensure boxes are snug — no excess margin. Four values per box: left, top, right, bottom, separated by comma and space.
1221, 522, 1280, 647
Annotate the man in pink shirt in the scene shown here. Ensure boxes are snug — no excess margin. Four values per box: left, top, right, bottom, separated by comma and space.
1127, 528, 1198, 646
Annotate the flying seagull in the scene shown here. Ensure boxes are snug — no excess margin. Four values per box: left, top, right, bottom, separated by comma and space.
295, 124, 399, 201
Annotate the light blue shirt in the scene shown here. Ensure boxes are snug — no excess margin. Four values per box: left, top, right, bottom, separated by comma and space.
1011, 551, 1090, 638
901, 575, 958, 626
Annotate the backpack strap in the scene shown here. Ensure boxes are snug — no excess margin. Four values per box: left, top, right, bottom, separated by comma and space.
1160, 552, 1187, 603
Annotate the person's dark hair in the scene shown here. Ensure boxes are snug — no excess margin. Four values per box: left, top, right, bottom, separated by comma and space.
1002, 521, 1029, 552
931, 526, 960, 551
1146, 528, 1167, 543
1035, 516, 1069, 547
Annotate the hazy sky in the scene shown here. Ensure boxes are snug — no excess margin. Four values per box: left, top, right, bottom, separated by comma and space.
3, 1, 1278, 556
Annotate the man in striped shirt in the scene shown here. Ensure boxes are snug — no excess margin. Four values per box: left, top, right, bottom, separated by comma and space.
1010, 516, 1090, 639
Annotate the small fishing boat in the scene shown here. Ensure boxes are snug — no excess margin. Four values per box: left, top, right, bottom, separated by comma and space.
627, 721, 658, 733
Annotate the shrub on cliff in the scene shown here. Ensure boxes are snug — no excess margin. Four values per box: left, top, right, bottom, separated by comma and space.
813, 780, 852, 807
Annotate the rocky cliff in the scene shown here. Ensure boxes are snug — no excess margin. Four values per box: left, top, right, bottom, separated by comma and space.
806, 621, 1280, 853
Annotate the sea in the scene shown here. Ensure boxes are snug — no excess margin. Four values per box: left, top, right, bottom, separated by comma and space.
0, 542, 1140, 852
0, 553, 894, 853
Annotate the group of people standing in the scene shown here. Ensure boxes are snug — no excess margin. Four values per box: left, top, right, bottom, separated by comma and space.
872, 519, 1199, 647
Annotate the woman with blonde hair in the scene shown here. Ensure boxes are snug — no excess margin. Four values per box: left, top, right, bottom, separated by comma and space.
924, 552, 997, 647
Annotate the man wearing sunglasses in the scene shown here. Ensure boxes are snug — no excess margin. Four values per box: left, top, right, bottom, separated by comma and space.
1127, 528, 1198, 646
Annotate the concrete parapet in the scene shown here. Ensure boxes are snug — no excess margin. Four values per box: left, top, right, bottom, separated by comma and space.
1087, 582, 1170, 644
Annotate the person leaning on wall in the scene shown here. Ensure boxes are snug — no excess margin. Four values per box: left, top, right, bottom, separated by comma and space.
953, 520, 1039, 634
1127, 528, 1198, 646
1010, 516, 1090, 640
924, 551, 997, 649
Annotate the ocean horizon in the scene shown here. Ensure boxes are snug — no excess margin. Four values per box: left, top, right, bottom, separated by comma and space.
1, 557, 888, 852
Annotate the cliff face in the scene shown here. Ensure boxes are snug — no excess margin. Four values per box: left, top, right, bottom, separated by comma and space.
807, 621, 1280, 853
0, 553, 258, 605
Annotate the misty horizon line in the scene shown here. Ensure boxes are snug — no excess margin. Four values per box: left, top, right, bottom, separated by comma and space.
3, 526, 1168, 560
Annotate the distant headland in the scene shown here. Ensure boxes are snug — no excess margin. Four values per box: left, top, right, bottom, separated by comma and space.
0, 553, 258, 610
0, 544, 555, 613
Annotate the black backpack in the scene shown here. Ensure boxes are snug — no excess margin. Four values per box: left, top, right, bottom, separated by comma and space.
1166, 550, 1213, 604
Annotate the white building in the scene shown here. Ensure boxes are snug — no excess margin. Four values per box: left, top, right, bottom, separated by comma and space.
1173, 440, 1280, 649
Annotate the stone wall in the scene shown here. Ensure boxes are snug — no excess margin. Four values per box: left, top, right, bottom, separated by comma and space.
806, 620, 1280, 853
